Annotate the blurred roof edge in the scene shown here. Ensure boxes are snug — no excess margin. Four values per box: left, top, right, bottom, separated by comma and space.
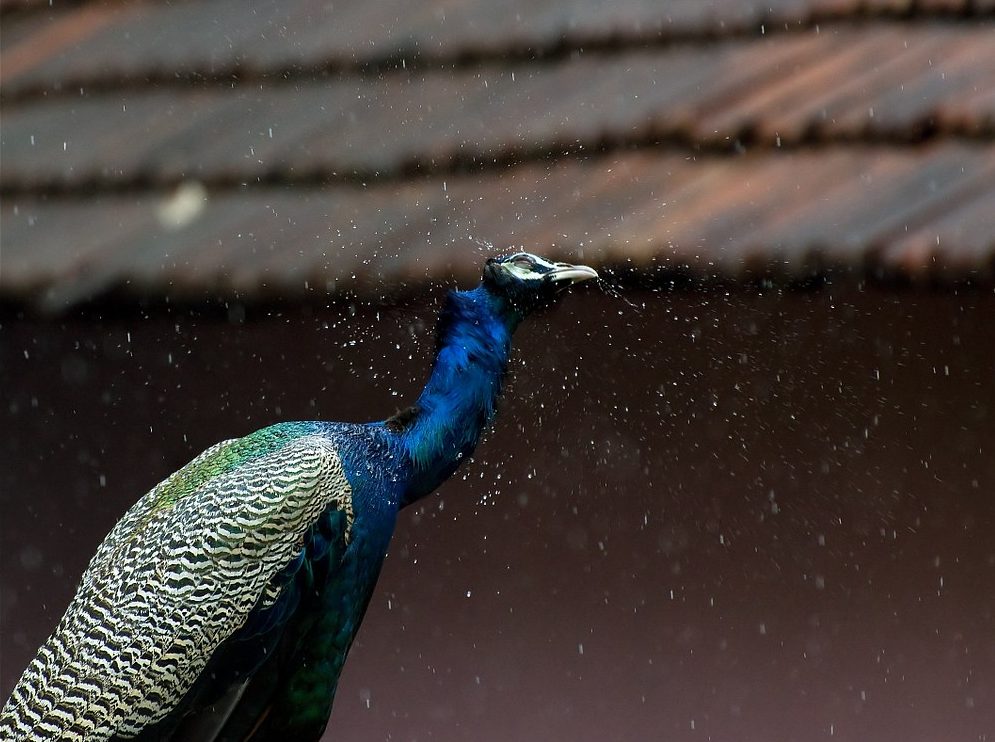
1, 0, 993, 312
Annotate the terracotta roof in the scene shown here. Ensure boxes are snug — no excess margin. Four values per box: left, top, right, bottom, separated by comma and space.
1, 1, 994, 308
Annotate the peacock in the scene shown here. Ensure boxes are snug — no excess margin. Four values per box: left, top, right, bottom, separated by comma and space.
1, 252, 598, 741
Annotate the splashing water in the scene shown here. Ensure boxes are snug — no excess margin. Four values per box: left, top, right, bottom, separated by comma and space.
595, 271, 643, 312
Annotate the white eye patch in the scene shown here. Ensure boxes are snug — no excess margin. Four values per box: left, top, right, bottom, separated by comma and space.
502, 253, 558, 280
504, 262, 541, 280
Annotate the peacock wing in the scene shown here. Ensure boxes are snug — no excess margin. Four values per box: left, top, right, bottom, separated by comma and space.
0, 428, 354, 742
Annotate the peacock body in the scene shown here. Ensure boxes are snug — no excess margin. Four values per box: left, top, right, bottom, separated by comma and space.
0, 253, 597, 741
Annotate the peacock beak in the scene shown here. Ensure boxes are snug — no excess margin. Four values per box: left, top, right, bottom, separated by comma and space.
547, 262, 599, 287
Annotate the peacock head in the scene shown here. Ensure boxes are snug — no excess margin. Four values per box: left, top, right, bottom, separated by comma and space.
482, 251, 598, 317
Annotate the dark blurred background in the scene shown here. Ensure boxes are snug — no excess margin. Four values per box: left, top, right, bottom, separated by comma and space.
3, 288, 994, 741
2, 1, 994, 740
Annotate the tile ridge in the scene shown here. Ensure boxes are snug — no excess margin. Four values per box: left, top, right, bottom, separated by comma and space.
3, 10, 993, 105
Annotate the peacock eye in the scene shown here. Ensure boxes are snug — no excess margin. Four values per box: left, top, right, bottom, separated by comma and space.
512, 257, 533, 270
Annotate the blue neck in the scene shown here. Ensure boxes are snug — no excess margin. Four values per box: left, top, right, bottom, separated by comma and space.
395, 286, 519, 506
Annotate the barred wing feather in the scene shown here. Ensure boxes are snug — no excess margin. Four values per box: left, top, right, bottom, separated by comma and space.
0, 433, 353, 741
